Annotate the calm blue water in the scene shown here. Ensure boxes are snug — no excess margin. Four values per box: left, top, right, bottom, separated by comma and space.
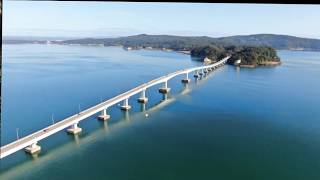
1, 44, 320, 180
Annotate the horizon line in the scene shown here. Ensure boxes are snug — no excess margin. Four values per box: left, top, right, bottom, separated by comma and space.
4, 33, 320, 40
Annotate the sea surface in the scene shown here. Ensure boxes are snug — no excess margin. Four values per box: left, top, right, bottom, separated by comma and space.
1, 44, 320, 180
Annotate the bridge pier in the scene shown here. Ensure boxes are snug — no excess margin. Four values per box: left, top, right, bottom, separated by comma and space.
199, 69, 204, 76
159, 81, 171, 94
193, 70, 200, 78
67, 123, 82, 135
121, 98, 131, 111
138, 90, 148, 103
140, 103, 146, 112
181, 73, 191, 83
25, 142, 41, 154
98, 108, 110, 121
0, 57, 233, 159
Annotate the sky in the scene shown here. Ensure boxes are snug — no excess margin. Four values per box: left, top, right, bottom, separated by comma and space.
3, 1, 320, 39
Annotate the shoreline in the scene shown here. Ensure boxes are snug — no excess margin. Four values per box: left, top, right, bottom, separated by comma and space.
239, 61, 282, 68
3, 42, 191, 55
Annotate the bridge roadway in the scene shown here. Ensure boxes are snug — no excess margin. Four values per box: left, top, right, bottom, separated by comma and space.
0, 56, 230, 159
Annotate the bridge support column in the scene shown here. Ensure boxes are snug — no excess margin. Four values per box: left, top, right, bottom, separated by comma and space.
199, 69, 204, 76
204, 68, 208, 74
67, 123, 82, 135
159, 81, 171, 94
121, 98, 131, 111
193, 70, 200, 78
138, 90, 148, 103
25, 142, 41, 154
98, 108, 110, 121
182, 73, 191, 83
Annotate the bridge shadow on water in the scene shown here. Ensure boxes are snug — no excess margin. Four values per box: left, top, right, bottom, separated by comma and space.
0, 69, 219, 178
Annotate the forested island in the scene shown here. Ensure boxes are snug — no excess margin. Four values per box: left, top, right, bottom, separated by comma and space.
191, 45, 281, 67
6, 33, 320, 67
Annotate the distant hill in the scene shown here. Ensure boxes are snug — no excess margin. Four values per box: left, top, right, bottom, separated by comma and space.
57, 34, 320, 51
61, 34, 217, 50
215, 34, 320, 51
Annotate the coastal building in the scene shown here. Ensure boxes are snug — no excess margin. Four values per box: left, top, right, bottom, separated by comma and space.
204, 57, 212, 65
234, 59, 241, 66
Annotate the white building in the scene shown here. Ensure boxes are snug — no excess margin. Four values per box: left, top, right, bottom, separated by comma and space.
234, 59, 241, 65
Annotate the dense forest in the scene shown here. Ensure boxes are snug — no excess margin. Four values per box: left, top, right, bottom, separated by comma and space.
190, 45, 226, 61
226, 46, 281, 66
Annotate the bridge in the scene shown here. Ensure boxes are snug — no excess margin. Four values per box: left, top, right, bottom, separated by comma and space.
0, 56, 230, 159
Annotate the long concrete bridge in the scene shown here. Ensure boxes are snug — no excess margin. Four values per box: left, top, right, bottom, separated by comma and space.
0, 56, 230, 159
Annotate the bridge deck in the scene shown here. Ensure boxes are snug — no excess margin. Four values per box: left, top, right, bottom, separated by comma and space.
0, 56, 230, 159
